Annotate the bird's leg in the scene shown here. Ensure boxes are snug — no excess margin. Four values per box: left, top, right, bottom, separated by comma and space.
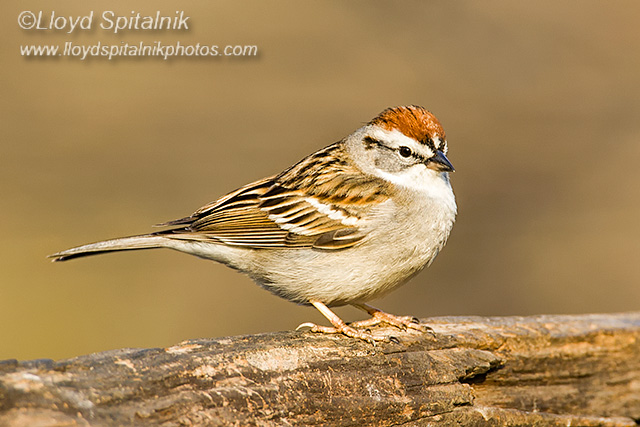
297, 300, 387, 342
350, 303, 432, 333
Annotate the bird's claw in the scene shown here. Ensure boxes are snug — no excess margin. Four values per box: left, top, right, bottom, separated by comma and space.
296, 322, 385, 343
351, 311, 432, 334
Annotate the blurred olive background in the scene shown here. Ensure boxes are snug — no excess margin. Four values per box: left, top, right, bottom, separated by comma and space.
2, 0, 639, 361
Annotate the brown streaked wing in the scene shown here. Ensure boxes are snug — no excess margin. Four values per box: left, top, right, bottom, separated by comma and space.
161, 143, 391, 250
155, 177, 275, 228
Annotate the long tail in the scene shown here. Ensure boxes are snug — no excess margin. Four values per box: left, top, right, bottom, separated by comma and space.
49, 234, 171, 262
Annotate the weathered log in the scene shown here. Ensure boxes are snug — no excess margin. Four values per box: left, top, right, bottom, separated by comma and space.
1, 312, 639, 426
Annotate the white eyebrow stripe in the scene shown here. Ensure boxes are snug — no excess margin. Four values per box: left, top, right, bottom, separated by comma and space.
367, 127, 419, 147
366, 127, 434, 157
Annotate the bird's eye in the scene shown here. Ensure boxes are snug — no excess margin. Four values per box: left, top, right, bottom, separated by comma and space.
399, 146, 412, 158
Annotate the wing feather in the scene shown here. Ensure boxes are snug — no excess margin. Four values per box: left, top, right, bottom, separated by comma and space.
160, 143, 391, 250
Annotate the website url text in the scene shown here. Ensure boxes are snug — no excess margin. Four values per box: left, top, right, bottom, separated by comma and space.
20, 41, 259, 61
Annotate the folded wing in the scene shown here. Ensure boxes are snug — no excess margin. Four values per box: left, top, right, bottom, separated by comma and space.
160, 143, 391, 250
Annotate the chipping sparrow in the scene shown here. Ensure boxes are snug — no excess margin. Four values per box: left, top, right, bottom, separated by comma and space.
51, 105, 456, 342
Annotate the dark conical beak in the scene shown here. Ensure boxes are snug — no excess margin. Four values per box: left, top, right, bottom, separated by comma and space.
426, 150, 455, 172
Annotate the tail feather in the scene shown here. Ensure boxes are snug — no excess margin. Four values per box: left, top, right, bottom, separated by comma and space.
49, 235, 170, 262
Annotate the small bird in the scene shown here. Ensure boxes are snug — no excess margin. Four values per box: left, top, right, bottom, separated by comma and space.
51, 106, 456, 342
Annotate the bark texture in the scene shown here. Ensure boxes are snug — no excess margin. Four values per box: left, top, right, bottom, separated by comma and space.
1, 312, 639, 426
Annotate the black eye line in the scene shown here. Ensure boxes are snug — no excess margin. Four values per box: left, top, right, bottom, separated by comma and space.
363, 136, 430, 163
413, 151, 428, 163
423, 138, 436, 152
364, 136, 400, 155
397, 146, 429, 163
363, 136, 380, 149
